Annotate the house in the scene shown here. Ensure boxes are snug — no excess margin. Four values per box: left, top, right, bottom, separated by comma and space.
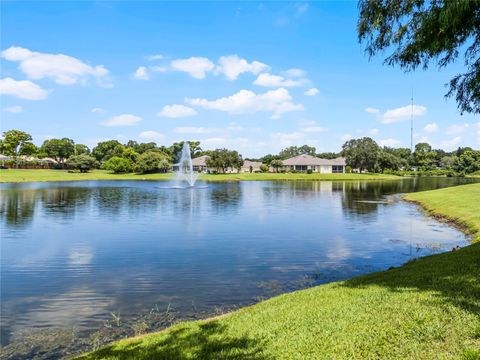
281, 154, 346, 173
191, 155, 210, 172
241, 160, 262, 173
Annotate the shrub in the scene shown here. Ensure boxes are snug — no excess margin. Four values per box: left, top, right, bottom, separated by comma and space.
66, 154, 97, 173
135, 151, 171, 174
260, 164, 270, 172
307, 169, 313, 174
102, 156, 133, 173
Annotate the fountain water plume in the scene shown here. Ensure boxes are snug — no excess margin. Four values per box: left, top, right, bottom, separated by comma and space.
175, 142, 200, 187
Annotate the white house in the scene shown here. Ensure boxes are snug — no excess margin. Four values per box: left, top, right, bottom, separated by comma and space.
281, 154, 346, 173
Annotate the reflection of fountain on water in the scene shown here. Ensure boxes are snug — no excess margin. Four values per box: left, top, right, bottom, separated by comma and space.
174, 142, 203, 188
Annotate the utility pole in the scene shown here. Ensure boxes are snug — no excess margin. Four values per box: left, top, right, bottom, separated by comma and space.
410, 89, 414, 153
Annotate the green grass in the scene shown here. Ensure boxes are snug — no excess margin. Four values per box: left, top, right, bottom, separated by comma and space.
75, 184, 480, 359
0, 169, 398, 183
405, 183, 480, 243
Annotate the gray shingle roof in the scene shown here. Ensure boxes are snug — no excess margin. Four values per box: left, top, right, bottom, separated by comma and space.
282, 154, 346, 166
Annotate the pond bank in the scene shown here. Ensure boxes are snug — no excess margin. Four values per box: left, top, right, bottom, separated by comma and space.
0, 169, 398, 183
74, 183, 480, 359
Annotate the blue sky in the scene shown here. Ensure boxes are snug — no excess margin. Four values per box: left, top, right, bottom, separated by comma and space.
1, 1, 478, 157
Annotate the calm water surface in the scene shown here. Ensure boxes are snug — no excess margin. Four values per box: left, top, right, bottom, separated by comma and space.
0, 177, 477, 356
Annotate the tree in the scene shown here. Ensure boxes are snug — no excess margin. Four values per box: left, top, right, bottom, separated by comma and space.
341, 137, 380, 173
316, 152, 339, 159
41, 138, 75, 165
440, 155, 457, 170
74, 144, 90, 155
169, 141, 202, 163
377, 151, 402, 172
92, 140, 125, 162
270, 159, 283, 172
205, 149, 243, 173
454, 150, 480, 174
102, 156, 133, 173
19, 142, 38, 157
135, 151, 171, 174
126, 140, 158, 154
279, 145, 316, 159
122, 147, 140, 162
67, 154, 97, 173
358, 0, 480, 114
413, 142, 437, 170
261, 154, 281, 165
1, 130, 33, 167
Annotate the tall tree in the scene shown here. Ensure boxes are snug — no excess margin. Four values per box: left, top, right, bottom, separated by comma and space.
413, 142, 437, 170
74, 144, 90, 155
1, 130, 33, 167
92, 140, 125, 162
358, 0, 480, 114
41, 138, 75, 165
206, 149, 243, 173
341, 137, 380, 173
279, 145, 316, 159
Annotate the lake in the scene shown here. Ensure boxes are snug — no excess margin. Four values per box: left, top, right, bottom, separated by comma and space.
0, 177, 477, 358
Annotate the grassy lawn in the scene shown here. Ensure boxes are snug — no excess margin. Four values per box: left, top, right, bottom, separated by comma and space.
0, 169, 398, 183
75, 184, 480, 359
405, 183, 480, 243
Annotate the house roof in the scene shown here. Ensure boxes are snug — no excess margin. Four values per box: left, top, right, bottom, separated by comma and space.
191, 155, 209, 166
242, 160, 262, 168
282, 154, 346, 166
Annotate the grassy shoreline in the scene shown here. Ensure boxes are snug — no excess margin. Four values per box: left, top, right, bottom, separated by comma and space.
0, 169, 399, 183
75, 183, 480, 359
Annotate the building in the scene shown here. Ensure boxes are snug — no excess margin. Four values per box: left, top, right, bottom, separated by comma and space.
281, 154, 346, 173
191, 155, 210, 172
241, 160, 263, 173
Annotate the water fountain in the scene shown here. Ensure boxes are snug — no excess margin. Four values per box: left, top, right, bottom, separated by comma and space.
175, 142, 200, 187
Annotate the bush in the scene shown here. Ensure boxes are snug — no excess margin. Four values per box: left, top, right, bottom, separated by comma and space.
66, 154, 97, 173
102, 156, 133, 173
307, 169, 313, 174
260, 164, 270, 173
135, 151, 171, 174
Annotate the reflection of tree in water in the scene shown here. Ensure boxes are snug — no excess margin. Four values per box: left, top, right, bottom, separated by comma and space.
0, 190, 36, 227
209, 184, 242, 214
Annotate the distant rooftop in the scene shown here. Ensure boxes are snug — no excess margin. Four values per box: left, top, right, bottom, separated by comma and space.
282, 154, 346, 166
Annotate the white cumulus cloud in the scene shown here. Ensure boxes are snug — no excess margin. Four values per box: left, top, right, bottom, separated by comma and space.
3, 105, 23, 113
133, 66, 149, 80
446, 123, 469, 135
139, 130, 164, 141
170, 57, 215, 79
157, 104, 197, 118
423, 123, 438, 133
91, 107, 104, 113
365, 107, 380, 114
101, 114, 142, 127
253, 73, 307, 87
440, 136, 462, 150
381, 104, 427, 124
215, 55, 268, 80
1, 46, 111, 86
304, 88, 319, 96
0, 77, 48, 100
186, 87, 304, 119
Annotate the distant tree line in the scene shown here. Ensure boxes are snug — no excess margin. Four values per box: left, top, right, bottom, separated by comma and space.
1, 129, 479, 175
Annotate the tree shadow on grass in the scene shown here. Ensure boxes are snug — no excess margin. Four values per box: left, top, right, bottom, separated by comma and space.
341, 243, 480, 315
79, 320, 272, 360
